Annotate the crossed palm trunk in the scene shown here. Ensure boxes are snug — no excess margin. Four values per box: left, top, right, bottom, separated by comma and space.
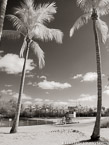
0, 0, 8, 41
69, 0, 109, 139
10, 37, 31, 133
6, 0, 63, 133
91, 16, 102, 141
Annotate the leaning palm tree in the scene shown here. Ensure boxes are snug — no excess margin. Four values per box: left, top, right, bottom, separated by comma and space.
6, 0, 63, 133
70, 0, 109, 141
0, 0, 8, 41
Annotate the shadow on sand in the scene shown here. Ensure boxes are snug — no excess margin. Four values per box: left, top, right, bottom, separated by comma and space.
64, 137, 109, 145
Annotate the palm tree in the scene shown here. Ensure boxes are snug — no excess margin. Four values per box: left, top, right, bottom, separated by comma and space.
70, 0, 109, 141
0, 0, 8, 41
6, 0, 63, 133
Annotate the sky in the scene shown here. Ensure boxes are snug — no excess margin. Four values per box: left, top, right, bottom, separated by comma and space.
0, 0, 109, 108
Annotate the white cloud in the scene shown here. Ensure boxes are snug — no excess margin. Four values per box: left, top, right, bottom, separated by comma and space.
34, 101, 43, 107
40, 76, 47, 80
1, 89, 13, 95
73, 72, 105, 82
73, 74, 82, 79
33, 82, 37, 86
53, 101, 68, 107
79, 94, 96, 101
44, 99, 50, 102
13, 93, 32, 100
27, 81, 37, 86
38, 80, 71, 90
5, 84, 12, 87
68, 99, 77, 102
26, 74, 35, 78
68, 94, 96, 102
103, 90, 109, 95
104, 85, 109, 89
23, 101, 32, 105
45, 92, 49, 94
0, 54, 35, 74
81, 72, 97, 82
103, 84, 109, 95
0, 50, 4, 54
27, 81, 33, 86
34, 98, 43, 102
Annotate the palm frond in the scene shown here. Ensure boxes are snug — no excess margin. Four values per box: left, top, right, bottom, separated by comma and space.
21, 0, 34, 8
14, 0, 35, 27
33, 24, 63, 43
99, 0, 109, 8
77, 0, 93, 12
13, 7, 28, 25
34, 2, 57, 24
70, 13, 91, 37
20, 37, 27, 57
96, 18, 108, 43
1, 30, 22, 40
30, 41, 45, 69
6, 14, 27, 36
98, 3, 109, 16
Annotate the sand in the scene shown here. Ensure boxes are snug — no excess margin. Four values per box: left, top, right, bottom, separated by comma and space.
0, 118, 109, 145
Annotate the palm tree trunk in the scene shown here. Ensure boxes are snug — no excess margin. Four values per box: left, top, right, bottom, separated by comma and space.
91, 19, 102, 141
10, 38, 30, 133
0, 0, 8, 41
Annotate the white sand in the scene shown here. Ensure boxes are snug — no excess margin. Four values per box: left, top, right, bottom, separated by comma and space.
0, 118, 109, 145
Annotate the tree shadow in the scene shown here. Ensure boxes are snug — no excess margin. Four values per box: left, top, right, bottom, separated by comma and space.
64, 137, 109, 145
0, 132, 10, 134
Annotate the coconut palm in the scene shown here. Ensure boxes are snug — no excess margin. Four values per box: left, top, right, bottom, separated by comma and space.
0, 0, 8, 41
70, 0, 109, 141
6, 0, 63, 133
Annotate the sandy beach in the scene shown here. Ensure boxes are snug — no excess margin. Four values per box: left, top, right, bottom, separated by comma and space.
0, 118, 109, 145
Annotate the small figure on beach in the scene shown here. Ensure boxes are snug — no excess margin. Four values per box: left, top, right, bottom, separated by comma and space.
62, 116, 66, 124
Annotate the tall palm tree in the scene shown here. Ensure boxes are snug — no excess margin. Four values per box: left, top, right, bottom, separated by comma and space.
70, 0, 109, 141
0, 0, 8, 41
6, 0, 63, 133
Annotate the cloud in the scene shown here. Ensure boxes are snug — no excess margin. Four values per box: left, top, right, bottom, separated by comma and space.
53, 101, 68, 107
0, 54, 35, 74
79, 94, 96, 101
44, 99, 51, 102
34, 98, 43, 102
23, 101, 33, 108
32, 82, 37, 86
103, 85, 109, 95
104, 85, 109, 89
81, 72, 97, 82
26, 74, 35, 78
69, 94, 96, 102
40, 76, 47, 80
45, 92, 49, 94
38, 80, 71, 90
103, 90, 109, 95
5, 84, 12, 87
0, 50, 4, 54
73, 74, 82, 79
1, 89, 14, 95
13, 93, 32, 100
23, 101, 32, 105
27, 81, 37, 86
73, 72, 105, 82
27, 81, 33, 86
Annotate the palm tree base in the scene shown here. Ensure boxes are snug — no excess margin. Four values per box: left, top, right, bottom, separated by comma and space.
91, 135, 100, 141
10, 127, 17, 134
